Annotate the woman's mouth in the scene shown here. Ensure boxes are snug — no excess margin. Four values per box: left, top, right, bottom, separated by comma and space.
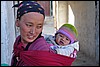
28, 36, 34, 39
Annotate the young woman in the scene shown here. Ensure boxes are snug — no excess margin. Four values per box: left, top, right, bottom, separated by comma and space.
11, 1, 75, 66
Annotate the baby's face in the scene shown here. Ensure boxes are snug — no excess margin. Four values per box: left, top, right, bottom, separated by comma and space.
55, 33, 71, 46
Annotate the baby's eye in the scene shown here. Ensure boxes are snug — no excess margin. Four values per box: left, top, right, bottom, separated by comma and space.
66, 38, 70, 41
59, 34, 63, 37
66, 38, 69, 40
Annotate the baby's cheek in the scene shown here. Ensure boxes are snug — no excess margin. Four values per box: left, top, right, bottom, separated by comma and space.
64, 41, 70, 45
56, 38, 60, 44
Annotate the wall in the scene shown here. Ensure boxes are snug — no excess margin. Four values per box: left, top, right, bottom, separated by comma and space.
1, 1, 16, 65
68, 1, 96, 60
55, 1, 99, 63
95, 1, 99, 63
57, 1, 68, 29
53, 1, 59, 30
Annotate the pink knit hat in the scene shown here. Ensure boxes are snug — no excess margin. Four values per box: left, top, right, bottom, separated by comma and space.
56, 24, 78, 44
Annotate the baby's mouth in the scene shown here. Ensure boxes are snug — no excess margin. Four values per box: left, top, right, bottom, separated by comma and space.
59, 41, 64, 45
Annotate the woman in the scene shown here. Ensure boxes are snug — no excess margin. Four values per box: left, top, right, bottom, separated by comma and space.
11, 1, 75, 66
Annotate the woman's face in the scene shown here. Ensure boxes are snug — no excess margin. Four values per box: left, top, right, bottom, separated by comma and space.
55, 33, 71, 46
16, 12, 44, 45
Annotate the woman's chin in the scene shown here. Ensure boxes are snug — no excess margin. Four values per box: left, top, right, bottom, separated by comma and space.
26, 39, 35, 43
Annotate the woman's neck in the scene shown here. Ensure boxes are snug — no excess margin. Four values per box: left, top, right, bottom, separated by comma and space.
21, 38, 28, 48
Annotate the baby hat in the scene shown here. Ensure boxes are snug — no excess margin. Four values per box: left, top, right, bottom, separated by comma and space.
12, 1, 45, 19
56, 24, 78, 44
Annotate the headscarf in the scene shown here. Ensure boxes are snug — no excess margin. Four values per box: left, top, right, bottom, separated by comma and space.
13, 1, 45, 19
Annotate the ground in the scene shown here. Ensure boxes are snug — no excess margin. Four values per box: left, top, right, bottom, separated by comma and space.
72, 51, 99, 66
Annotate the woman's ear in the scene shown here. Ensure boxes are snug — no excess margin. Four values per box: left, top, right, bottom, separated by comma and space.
15, 19, 20, 27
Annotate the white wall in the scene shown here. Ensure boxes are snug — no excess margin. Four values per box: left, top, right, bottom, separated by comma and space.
53, 1, 68, 30
1, 1, 16, 65
57, 1, 68, 29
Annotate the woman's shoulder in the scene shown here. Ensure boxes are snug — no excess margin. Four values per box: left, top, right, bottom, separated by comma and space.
13, 35, 21, 46
33, 36, 46, 44
28, 36, 51, 51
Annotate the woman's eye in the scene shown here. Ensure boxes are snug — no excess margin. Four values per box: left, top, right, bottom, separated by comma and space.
26, 24, 32, 27
37, 26, 42, 29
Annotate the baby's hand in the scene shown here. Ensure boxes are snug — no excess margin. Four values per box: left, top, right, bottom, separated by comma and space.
50, 46, 58, 50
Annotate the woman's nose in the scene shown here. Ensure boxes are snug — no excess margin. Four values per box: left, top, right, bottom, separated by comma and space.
30, 28, 36, 35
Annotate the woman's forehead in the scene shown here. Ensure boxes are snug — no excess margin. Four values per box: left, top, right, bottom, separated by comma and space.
21, 12, 44, 20
19, 12, 44, 25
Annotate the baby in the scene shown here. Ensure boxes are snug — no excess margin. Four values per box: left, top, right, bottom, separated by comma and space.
44, 24, 79, 58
